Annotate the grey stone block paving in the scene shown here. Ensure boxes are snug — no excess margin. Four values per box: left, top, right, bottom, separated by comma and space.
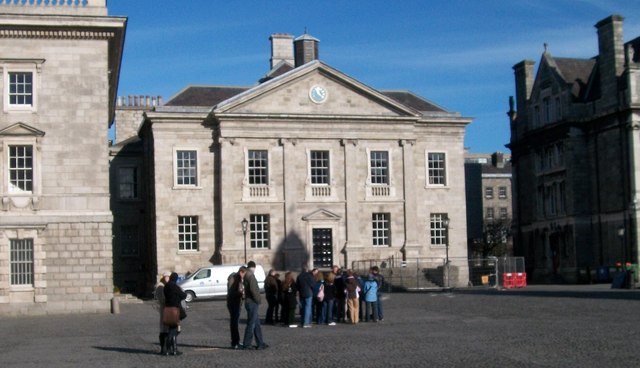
2, 284, 640, 367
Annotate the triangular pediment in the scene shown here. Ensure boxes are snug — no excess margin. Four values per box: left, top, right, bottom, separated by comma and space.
0, 122, 45, 137
214, 61, 418, 118
302, 208, 342, 222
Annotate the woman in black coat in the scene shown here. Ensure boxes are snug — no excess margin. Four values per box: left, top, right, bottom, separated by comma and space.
163, 272, 187, 356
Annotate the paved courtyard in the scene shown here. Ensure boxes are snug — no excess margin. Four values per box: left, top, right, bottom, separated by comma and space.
2, 284, 640, 367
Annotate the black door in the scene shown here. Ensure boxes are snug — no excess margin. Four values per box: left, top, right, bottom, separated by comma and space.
312, 228, 333, 268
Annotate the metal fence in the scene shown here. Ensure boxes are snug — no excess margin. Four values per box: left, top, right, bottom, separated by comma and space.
352, 256, 526, 291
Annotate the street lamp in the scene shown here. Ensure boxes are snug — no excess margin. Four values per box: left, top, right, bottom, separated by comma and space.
443, 216, 450, 264
443, 216, 450, 289
618, 225, 625, 263
241, 218, 248, 264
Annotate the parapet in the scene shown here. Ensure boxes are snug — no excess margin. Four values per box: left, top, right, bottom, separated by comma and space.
0, 0, 107, 17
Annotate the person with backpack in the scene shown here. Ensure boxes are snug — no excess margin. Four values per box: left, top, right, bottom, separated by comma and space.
227, 266, 246, 349
313, 271, 325, 324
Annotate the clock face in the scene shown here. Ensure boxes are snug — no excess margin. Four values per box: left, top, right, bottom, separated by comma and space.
309, 85, 328, 104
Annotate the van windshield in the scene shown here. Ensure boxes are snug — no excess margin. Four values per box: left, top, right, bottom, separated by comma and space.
193, 269, 211, 280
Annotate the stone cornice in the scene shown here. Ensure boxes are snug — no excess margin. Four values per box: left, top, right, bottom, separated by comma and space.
0, 28, 114, 39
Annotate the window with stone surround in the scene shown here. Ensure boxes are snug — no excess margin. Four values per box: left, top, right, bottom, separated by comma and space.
499, 186, 507, 199
8, 145, 33, 193
372, 213, 390, 247
310, 150, 330, 185
3, 62, 40, 113
249, 214, 270, 249
485, 186, 494, 199
248, 150, 268, 185
175, 149, 198, 187
370, 151, 389, 185
427, 152, 447, 186
10, 238, 33, 286
178, 216, 198, 251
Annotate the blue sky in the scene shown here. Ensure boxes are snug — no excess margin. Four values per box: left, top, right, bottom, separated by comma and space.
108, 0, 640, 153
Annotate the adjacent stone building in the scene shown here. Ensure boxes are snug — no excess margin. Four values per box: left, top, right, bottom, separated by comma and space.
465, 152, 513, 257
0, 1, 126, 314
508, 15, 640, 283
113, 34, 472, 295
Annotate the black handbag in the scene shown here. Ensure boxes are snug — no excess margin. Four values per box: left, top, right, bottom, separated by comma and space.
179, 300, 187, 320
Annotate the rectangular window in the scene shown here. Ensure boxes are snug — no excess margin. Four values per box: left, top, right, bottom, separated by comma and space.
10, 238, 33, 286
310, 150, 330, 185
485, 187, 494, 199
176, 150, 197, 186
178, 216, 198, 251
372, 213, 390, 247
430, 213, 448, 246
486, 207, 495, 220
248, 150, 268, 185
8, 72, 33, 106
499, 186, 507, 199
428, 152, 446, 185
370, 151, 389, 185
9, 145, 33, 193
250, 214, 270, 249
118, 167, 138, 199
499, 207, 508, 219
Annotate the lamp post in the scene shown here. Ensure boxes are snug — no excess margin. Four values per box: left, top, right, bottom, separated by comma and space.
241, 218, 248, 264
443, 216, 450, 288
618, 225, 625, 263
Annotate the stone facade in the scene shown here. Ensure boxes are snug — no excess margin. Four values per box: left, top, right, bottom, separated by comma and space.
509, 15, 640, 283
465, 152, 513, 257
0, 1, 125, 314
114, 34, 472, 295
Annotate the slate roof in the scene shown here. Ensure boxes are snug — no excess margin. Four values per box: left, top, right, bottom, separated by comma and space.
553, 57, 596, 100
380, 90, 447, 113
164, 86, 250, 107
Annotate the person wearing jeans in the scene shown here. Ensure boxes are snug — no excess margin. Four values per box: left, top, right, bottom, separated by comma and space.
242, 261, 268, 350
296, 265, 316, 327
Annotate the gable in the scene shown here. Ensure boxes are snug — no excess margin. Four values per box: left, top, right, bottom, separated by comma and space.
215, 61, 418, 118
0, 122, 45, 137
302, 208, 342, 222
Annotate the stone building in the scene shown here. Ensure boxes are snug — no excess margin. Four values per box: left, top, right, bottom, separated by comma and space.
0, 1, 126, 314
465, 152, 513, 257
508, 15, 640, 283
113, 33, 472, 295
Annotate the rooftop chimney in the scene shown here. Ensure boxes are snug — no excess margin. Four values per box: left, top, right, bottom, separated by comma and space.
294, 33, 319, 67
595, 15, 625, 108
269, 34, 294, 69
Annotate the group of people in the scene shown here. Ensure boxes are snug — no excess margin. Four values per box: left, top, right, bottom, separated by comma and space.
263, 264, 385, 328
154, 262, 386, 355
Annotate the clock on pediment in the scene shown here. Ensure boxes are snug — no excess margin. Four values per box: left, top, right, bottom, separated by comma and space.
309, 85, 328, 104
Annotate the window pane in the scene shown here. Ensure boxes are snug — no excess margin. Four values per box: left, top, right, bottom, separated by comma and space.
310, 150, 330, 184
428, 152, 446, 185
372, 213, 390, 246
176, 150, 197, 186
178, 216, 198, 251
370, 151, 389, 185
9, 145, 33, 192
8, 72, 33, 106
430, 213, 448, 245
248, 150, 268, 185
249, 214, 270, 249
10, 238, 34, 286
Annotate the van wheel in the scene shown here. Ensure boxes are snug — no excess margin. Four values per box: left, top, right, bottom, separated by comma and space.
185, 291, 195, 303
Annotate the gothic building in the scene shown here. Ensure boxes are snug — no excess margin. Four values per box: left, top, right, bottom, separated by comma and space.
112, 33, 472, 295
509, 15, 640, 283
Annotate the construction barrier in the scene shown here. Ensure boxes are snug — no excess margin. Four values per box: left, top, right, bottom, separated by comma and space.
515, 272, 527, 288
503, 273, 515, 288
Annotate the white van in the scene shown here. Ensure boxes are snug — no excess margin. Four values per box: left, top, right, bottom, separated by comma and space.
178, 264, 266, 302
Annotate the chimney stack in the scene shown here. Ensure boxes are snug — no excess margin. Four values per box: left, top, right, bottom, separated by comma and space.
512, 60, 535, 131
595, 15, 625, 109
269, 34, 294, 68
294, 33, 320, 67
